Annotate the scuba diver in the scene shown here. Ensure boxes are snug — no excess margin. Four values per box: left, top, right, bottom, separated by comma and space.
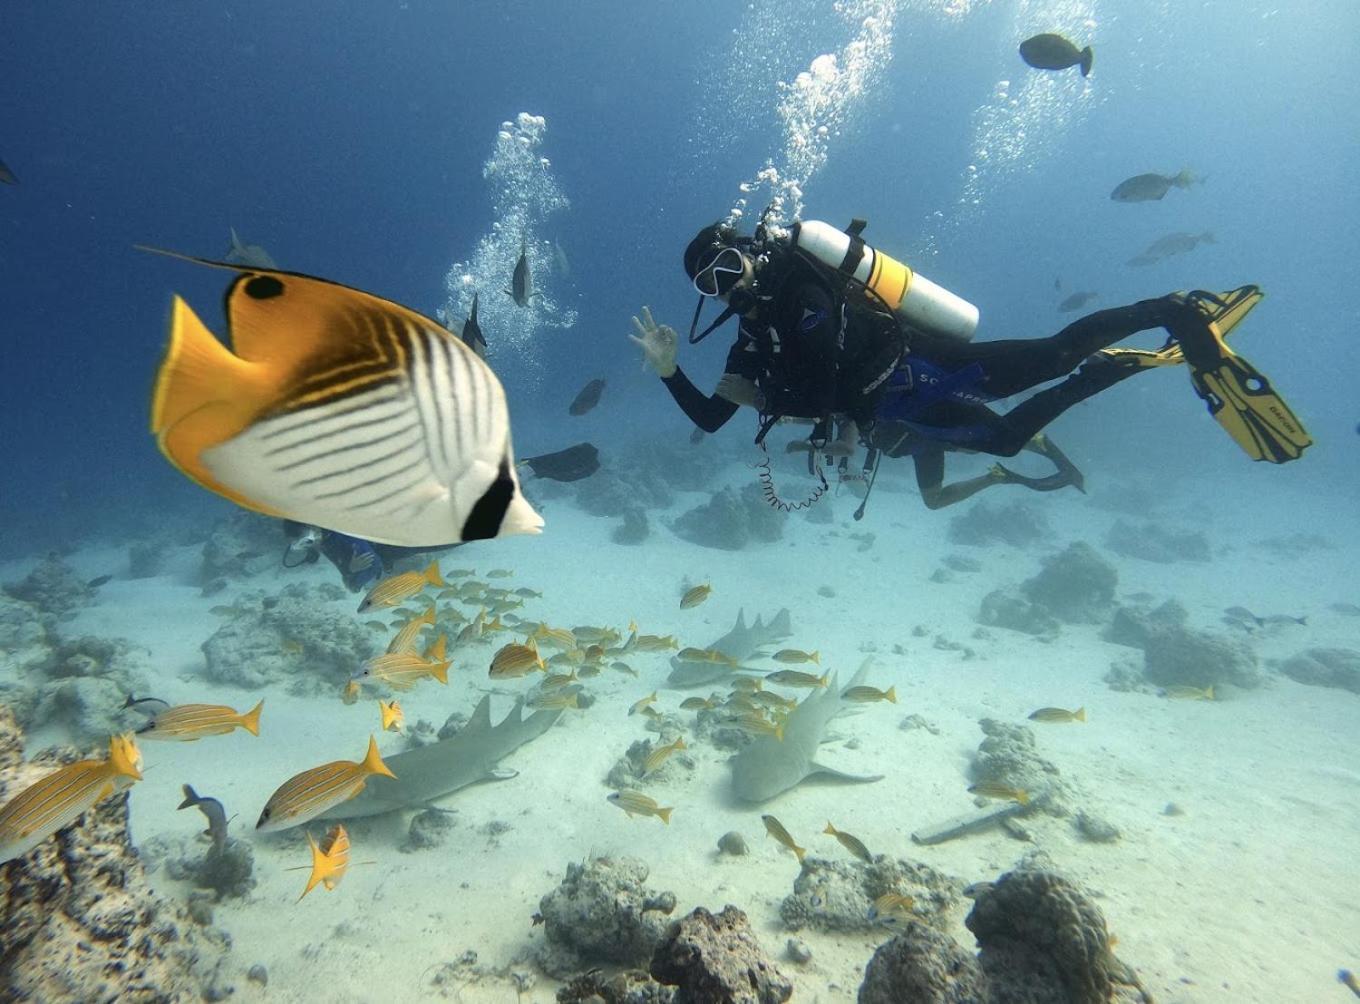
630, 216, 1310, 512
281, 522, 451, 593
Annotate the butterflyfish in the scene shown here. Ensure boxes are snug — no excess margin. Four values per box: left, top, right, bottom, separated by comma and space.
0, 734, 143, 864
256, 735, 395, 832
138, 700, 263, 741
359, 562, 445, 613
142, 250, 543, 547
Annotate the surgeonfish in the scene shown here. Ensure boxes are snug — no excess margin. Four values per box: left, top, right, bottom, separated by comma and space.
295, 823, 352, 901
760, 814, 805, 861
178, 783, 230, 855
568, 378, 606, 416
518, 443, 601, 483
1028, 706, 1086, 723
460, 292, 487, 357
0, 156, 17, 185
357, 635, 452, 691
224, 227, 278, 269
1018, 32, 1093, 76
680, 584, 712, 609
142, 250, 544, 548
507, 240, 536, 307
1110, 170, 1198, 203
138, 700, 263, 741
0, 735, 143, 865
1059, 291, 1098, 312
607, 789, 673, 824
823, 821, 873, 862
968, 782, 1030, 804
256, 735, 395, 832
379, 699, 404, 732
359, 562, 446, 614
841, 685, 896, 704
643, 737, 686, 775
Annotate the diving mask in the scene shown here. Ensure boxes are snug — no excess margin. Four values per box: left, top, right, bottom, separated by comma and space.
692, 246, 746, 298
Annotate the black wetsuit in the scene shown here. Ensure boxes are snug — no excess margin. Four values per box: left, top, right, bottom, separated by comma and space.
664, 258, 1182, 459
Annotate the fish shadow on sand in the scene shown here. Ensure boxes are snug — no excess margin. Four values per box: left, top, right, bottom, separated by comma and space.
729, 659, 884, 805
323, 695, 562, 820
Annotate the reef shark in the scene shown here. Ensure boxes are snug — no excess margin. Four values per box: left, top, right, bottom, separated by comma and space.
323, 695, 561, 819
730, 659, 884, 803
666, 608, 793, 687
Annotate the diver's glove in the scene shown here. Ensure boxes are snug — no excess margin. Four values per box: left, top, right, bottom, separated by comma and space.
628, 305, 678, 378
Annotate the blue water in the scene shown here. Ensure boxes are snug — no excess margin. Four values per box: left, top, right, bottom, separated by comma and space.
2, 0, 1357, 557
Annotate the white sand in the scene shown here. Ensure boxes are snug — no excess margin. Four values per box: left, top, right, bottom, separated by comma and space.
4, 455, 1358, 1003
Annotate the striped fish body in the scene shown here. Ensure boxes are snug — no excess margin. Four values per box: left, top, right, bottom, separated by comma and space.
360, 562, 444, 613
0, 736, 143, 865
359, 652, 450, 691
489, 642, 543, 678
139, 700, 263, 741
257, 736, 394, 832
387, 606, 435, 654
607, 789, 673, 824
299, 823, 351, 900
148, 258, 544, 547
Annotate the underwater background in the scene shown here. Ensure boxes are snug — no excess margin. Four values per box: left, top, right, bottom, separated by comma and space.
1, 1, 1358, 1002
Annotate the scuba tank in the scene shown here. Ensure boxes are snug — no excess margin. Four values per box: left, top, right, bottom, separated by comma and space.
791, 219, 979, 342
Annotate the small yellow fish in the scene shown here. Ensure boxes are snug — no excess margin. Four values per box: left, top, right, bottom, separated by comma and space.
577, 664, 602, 679
0, 735, 143, 864
823, 821, 873, 862
679, 696, 718, 711
281, 639, 304, 656
634, 634, 678, 652
296, 823, 351, 901
513, 587, 542, 598
607, 789, 673, 824
572, 626, 619, 645
765, 670, 828, 688
486, 569, 514, 578
773, 649, 819, 665
358, 635, 451, 690
680, 583, 711, 609
724, 693, 760, 713
629, 691, 658, 716
357, 561, 445, 613
379, 699, 403, 733
751, 690, 797, 710
639, 704, 661, 719
387, 606, 435, 655
761, 814, 804, 861
436, 588, 461, 601
968, 782, 1029, 804
729, 712, 784, 741
1028, 706, 1086, 723
582, 644, 605, 664
139, 700, 263, 742
610, 661, 639, 678
529, 691, 581, 711
532, 624, 579, 650
483, 614, 508, 635
729, 677, 763, 693
869, 892, 915, 922
340, 679, 361, 705
363, 620, 388, 633
643, 737, 686, 774
842, 685, 896, 704
1163, 685, 1214, 701
257, 735, 395, 832
489, 640, 546, 678
678, 646, 735, 665
447, 567, 476, 578
541, 671, 579, 690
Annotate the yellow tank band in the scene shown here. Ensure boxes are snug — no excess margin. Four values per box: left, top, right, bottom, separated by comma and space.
868, 251, 911, 310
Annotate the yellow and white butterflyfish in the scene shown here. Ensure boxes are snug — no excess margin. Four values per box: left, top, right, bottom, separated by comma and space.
142, 250, 544, 546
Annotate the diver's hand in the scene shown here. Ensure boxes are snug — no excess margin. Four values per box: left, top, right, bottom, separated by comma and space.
628, 306, 678, 378
715, 374, 765, 410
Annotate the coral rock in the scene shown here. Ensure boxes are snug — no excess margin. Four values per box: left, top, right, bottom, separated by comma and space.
858, 921, 988, 1003
537, 856, 677, 977
649, 905, 791, 1004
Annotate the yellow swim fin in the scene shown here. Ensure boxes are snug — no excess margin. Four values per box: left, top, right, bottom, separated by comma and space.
1098, 284, 1261, 370
1172, 287, 1312, 463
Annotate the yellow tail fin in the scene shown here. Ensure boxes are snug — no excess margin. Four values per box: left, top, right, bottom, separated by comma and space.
423, 561, 446, 588
657, 806, 673, 825
1075, 707, 1087, 722
240, 699, 264, 736
885, 686, 897, 704
361, 735, 396, 779
430, 660, 451, 685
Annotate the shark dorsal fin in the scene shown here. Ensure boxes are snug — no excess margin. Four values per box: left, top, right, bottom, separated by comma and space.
466, 695, 493, 732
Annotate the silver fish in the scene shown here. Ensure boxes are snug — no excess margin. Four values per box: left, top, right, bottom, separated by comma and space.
507, 241, 534, 307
